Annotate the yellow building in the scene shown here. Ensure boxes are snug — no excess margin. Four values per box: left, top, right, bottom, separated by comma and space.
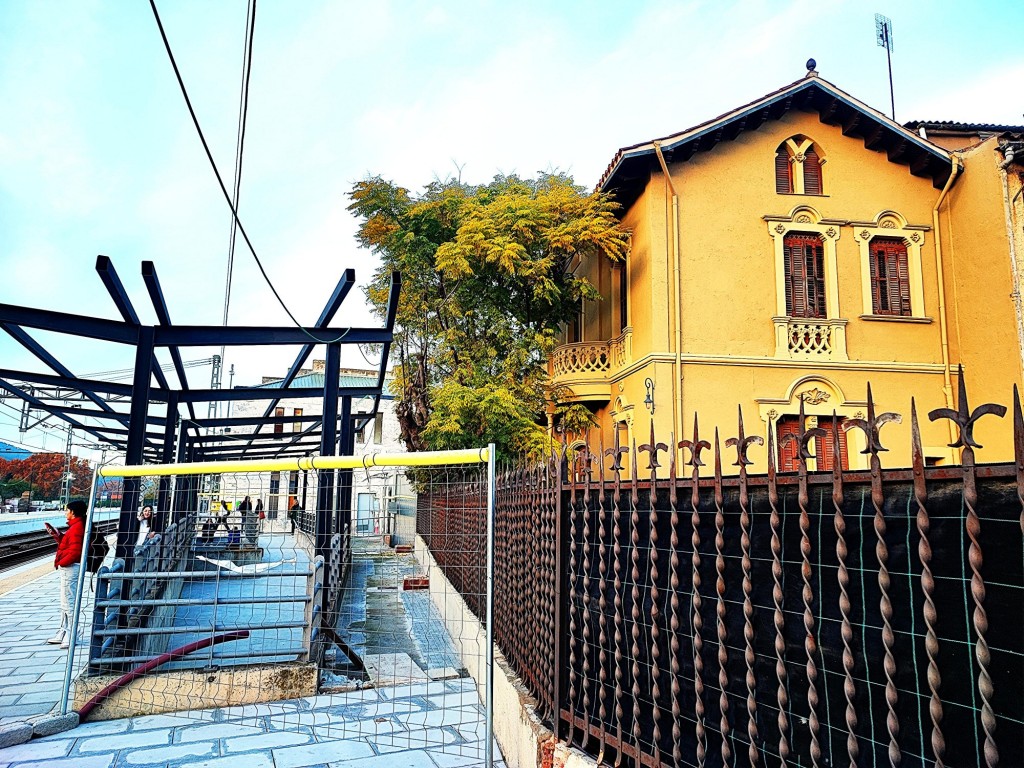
552, 68, 1024, 471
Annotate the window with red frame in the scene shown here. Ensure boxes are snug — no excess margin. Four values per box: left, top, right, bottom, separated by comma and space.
784, 233, 826, 318
870, 237, 911, 316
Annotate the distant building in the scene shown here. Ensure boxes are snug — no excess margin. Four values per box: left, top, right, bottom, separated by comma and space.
0, 441, 32, 461
226, 361, 408, 537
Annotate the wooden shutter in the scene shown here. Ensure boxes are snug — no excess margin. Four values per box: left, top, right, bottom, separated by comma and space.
784, 233, 826, 318
775, 150, 792, 193
777, 416, 802, 472
803, 146, 823, 195
870, 238, 911, 316
816, 416, 849, 471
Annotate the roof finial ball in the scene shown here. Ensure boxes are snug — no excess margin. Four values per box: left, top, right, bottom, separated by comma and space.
806, 58, 818, 77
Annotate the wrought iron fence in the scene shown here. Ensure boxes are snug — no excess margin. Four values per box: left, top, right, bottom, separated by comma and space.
421, 378, 1024, 768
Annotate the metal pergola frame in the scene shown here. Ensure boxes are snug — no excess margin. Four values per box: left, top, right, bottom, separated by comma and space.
0, 255, 400, 561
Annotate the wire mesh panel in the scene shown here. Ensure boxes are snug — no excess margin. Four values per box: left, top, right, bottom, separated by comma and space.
547, 394, 1024, 768
62, 450, 498, 767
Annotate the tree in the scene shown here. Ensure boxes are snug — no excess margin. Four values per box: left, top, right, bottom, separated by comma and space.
0, 454, 93, 500
349, 173, 629, 458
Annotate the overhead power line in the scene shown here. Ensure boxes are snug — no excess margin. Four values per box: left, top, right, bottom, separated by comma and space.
148, 0, 350, 345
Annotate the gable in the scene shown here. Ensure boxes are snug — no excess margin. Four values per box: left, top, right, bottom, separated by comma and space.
601, 75, 954, 209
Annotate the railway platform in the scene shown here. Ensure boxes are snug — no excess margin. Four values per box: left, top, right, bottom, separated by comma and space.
0, 549, 505, 768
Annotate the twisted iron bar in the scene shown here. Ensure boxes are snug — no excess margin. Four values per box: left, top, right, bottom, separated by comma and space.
911, 400, 945, 767
829, 418, 858, 768
607, 439, 627, 766
681, 415, 710, 767
572, 449, 589, 752
596, 439, 610, 763
726, 407, 762, 767
930, 369, 1005, 767
628, 442, 645, 757
846, 386, 903, 766
779, 399, 824, 767
640, 425, 667, 759
766, 427, 790, 765
667, 435, 684, 768
713, 430, 733, 766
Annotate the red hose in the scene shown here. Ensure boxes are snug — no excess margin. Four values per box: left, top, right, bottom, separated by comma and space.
77, 630, 250, 719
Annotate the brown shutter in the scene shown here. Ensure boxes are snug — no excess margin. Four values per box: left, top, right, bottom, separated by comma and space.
817, 416, 849, 471
804, 146, 823, 195
897, 244, 911, 314
785, 237, 806, 315
776, 150, 792, 193
784, 233, 825, 318
777, 416, 801, 472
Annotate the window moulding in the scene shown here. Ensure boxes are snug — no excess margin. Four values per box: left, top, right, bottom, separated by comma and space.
850, 211, 930, 318
765, 207, 847, 360
756, 376, 869, 470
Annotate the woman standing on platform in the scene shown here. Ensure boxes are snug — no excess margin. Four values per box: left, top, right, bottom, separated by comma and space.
49, 500, 86, 649
135, 505, 160, 552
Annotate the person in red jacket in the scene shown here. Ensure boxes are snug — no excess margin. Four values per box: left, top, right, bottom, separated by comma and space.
49, 500, 86, 648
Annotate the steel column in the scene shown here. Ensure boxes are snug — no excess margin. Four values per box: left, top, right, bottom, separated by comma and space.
118, 325, 155, 562
335, 396, 354, 538
316, 343, 341, 617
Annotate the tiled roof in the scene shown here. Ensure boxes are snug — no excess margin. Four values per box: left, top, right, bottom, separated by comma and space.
251, 373, 394, 398
904, 120, 1024, 134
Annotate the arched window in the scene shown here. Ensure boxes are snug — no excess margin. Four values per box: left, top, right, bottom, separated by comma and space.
775, 137, 824, 195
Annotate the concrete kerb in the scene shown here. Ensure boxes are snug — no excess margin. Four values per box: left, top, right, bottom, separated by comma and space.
414, 533, 597, 768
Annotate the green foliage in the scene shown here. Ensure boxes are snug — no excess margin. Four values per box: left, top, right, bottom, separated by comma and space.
349, 172, 627, 458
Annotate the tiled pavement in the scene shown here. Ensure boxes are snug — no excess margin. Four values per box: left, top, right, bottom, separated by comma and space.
0, 556, 505, 768
0, 566, 84, 724
0, 679, 501, 768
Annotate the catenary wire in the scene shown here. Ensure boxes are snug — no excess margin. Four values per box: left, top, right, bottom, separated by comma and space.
148, 0, 350, 345
217, 0, 257, 408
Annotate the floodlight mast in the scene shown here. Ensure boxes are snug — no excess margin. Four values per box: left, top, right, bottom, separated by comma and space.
875, 12, 895, 120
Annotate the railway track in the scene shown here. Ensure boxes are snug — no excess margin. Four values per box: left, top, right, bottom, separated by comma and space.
0, 521, 120, 571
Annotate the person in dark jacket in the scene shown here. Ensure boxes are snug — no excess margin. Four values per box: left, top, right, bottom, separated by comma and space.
50, 500, 86, 648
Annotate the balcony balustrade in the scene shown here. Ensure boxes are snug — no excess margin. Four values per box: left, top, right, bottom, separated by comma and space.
550, 329, 632, 401
773, 316, 848, 360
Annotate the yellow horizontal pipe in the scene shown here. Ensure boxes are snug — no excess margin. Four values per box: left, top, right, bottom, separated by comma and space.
100, 448, 491, 478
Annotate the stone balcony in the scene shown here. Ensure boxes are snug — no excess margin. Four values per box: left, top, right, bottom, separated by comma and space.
772, 317, 848, 360
549, 329, 632, 401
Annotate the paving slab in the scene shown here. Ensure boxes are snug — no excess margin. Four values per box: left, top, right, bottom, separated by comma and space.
0, 542, 504, 768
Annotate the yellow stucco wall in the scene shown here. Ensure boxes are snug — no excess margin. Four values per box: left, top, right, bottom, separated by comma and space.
560, 107, 1022, 472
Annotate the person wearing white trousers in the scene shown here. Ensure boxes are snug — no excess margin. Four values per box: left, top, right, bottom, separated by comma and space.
49, 500, 86, 649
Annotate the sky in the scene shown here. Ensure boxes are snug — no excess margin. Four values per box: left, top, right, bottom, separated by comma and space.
0, 0, 1021, 458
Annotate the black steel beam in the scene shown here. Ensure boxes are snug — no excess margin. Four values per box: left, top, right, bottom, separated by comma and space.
141, 261, 198, 422
174, 385, 380, 403
0, 369, 136, 398
189, 430, 323, 444
96, 256, 174, 396
0, 324, 125, 419
249, 269, 356, 443
152, 325, 391, 347
190, 414, 323, 428
0, 378, 126, 447
0, 304, 136, 343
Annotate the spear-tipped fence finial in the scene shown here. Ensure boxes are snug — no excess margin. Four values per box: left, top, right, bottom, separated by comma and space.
726, 404, 764, 467
845, 382, 902, 457
928, 364, 1006, 452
